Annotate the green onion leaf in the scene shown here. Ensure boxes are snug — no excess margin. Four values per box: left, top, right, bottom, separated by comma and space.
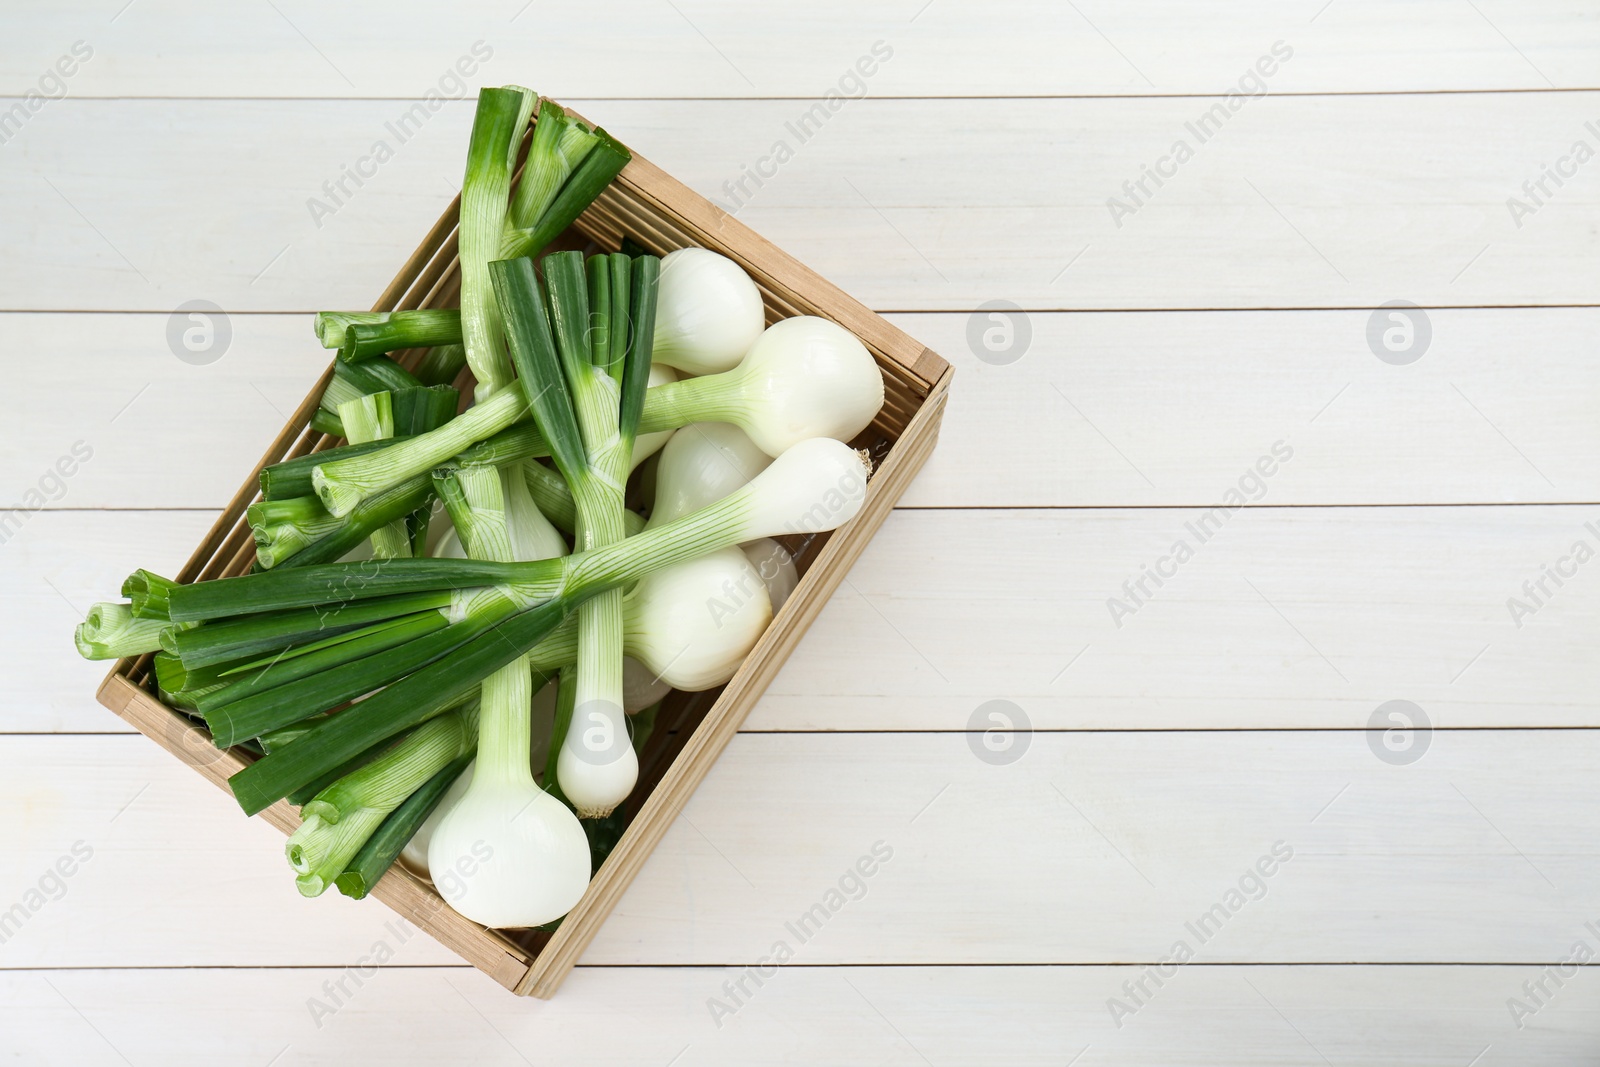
460, 86, 537, 395
164, 590, 452, 668
75, 602, 172, 660
196, 612, 451, 732
329, 310, 462, 362
606, 252, 632, 384
619, 254, 661, 443
261, 440, 406, 501
335, 752, 473, 900
502, 129, 631, 262
202, 601, 513, 750
489, 255, 588, 485
226, 598, 569, 816
122, 569, 179, 621
166, 557, 528, 623
586, 253, 612, 371
414, 343, 468, 387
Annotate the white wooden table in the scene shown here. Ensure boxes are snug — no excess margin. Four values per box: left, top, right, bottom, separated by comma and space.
5, 3, 1600, 1063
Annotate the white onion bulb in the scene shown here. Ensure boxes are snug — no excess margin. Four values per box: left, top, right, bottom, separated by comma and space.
652, 248, 766, 375
647, 422, 772, 528
732, 437, 872, 539
623, 547, 772, 692
686, 316, 883, 458
425, 756, 591, 928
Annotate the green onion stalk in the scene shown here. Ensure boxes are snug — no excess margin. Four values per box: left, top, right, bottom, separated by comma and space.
419, 458, 588, 929
458, 86, 537, 402
321, 310, 462, 364
388, 384, 462, 555
123, 569, 180, 620
452, 430, 645, 538
501, 100, 631, 262
335, 752, 472, 899
542, 668, 578, 809
451, 428, 643, 537
246, 496, 346, 570
312, 388, 527, 518
288, 727, 420, 808
165, 440, 864, 636
246, 476, 432, 572
503, 102, 597, 246
521, 459, 643, 539
495, 249, 658, 817
153, 651, 231, 709
437, 464, 521, 561
260, 440, 404, 501
337, 392, 411, 558
285, 700, 477, 897
307, 98, 632, 519
311, 355, 421, 439
253, 385, 457, 569
314, 310, 452, 352
312, 309, 468, 394
441, 443, 606, 538
74, 602, 187, 660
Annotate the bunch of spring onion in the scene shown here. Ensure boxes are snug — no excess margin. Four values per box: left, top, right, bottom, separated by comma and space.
72, 89, 885, 930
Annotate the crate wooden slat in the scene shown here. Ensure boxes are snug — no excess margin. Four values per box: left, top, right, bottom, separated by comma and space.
96, 98, 951, 998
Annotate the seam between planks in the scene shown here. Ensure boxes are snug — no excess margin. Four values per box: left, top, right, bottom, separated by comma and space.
26, 502, 1600, 514
18, 727, 1600, 737
0, 961, 1593, 971
7, 304, 1600, 315
5, 88, 1597, 102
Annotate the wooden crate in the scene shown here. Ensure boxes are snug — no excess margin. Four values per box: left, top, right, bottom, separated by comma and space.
94, 100, 952, 998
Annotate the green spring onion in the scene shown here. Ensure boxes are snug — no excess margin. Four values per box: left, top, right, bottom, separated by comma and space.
287, 703, 477, 897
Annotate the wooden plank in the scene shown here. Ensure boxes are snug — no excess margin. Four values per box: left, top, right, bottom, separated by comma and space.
5, 0, 1594, 97
17, 505, 1600, 733
1, 964, 1595, 1065
4, 95, 1598, 312
12, 306, 1600, 511
759, 504, 1600, 731
0, 733, 458, 967
0, 314, 329, 509
892, 307, 1600, 507
3, 731, 1600, 967
587, 728, 1600, 966
7, 511, 213, 733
